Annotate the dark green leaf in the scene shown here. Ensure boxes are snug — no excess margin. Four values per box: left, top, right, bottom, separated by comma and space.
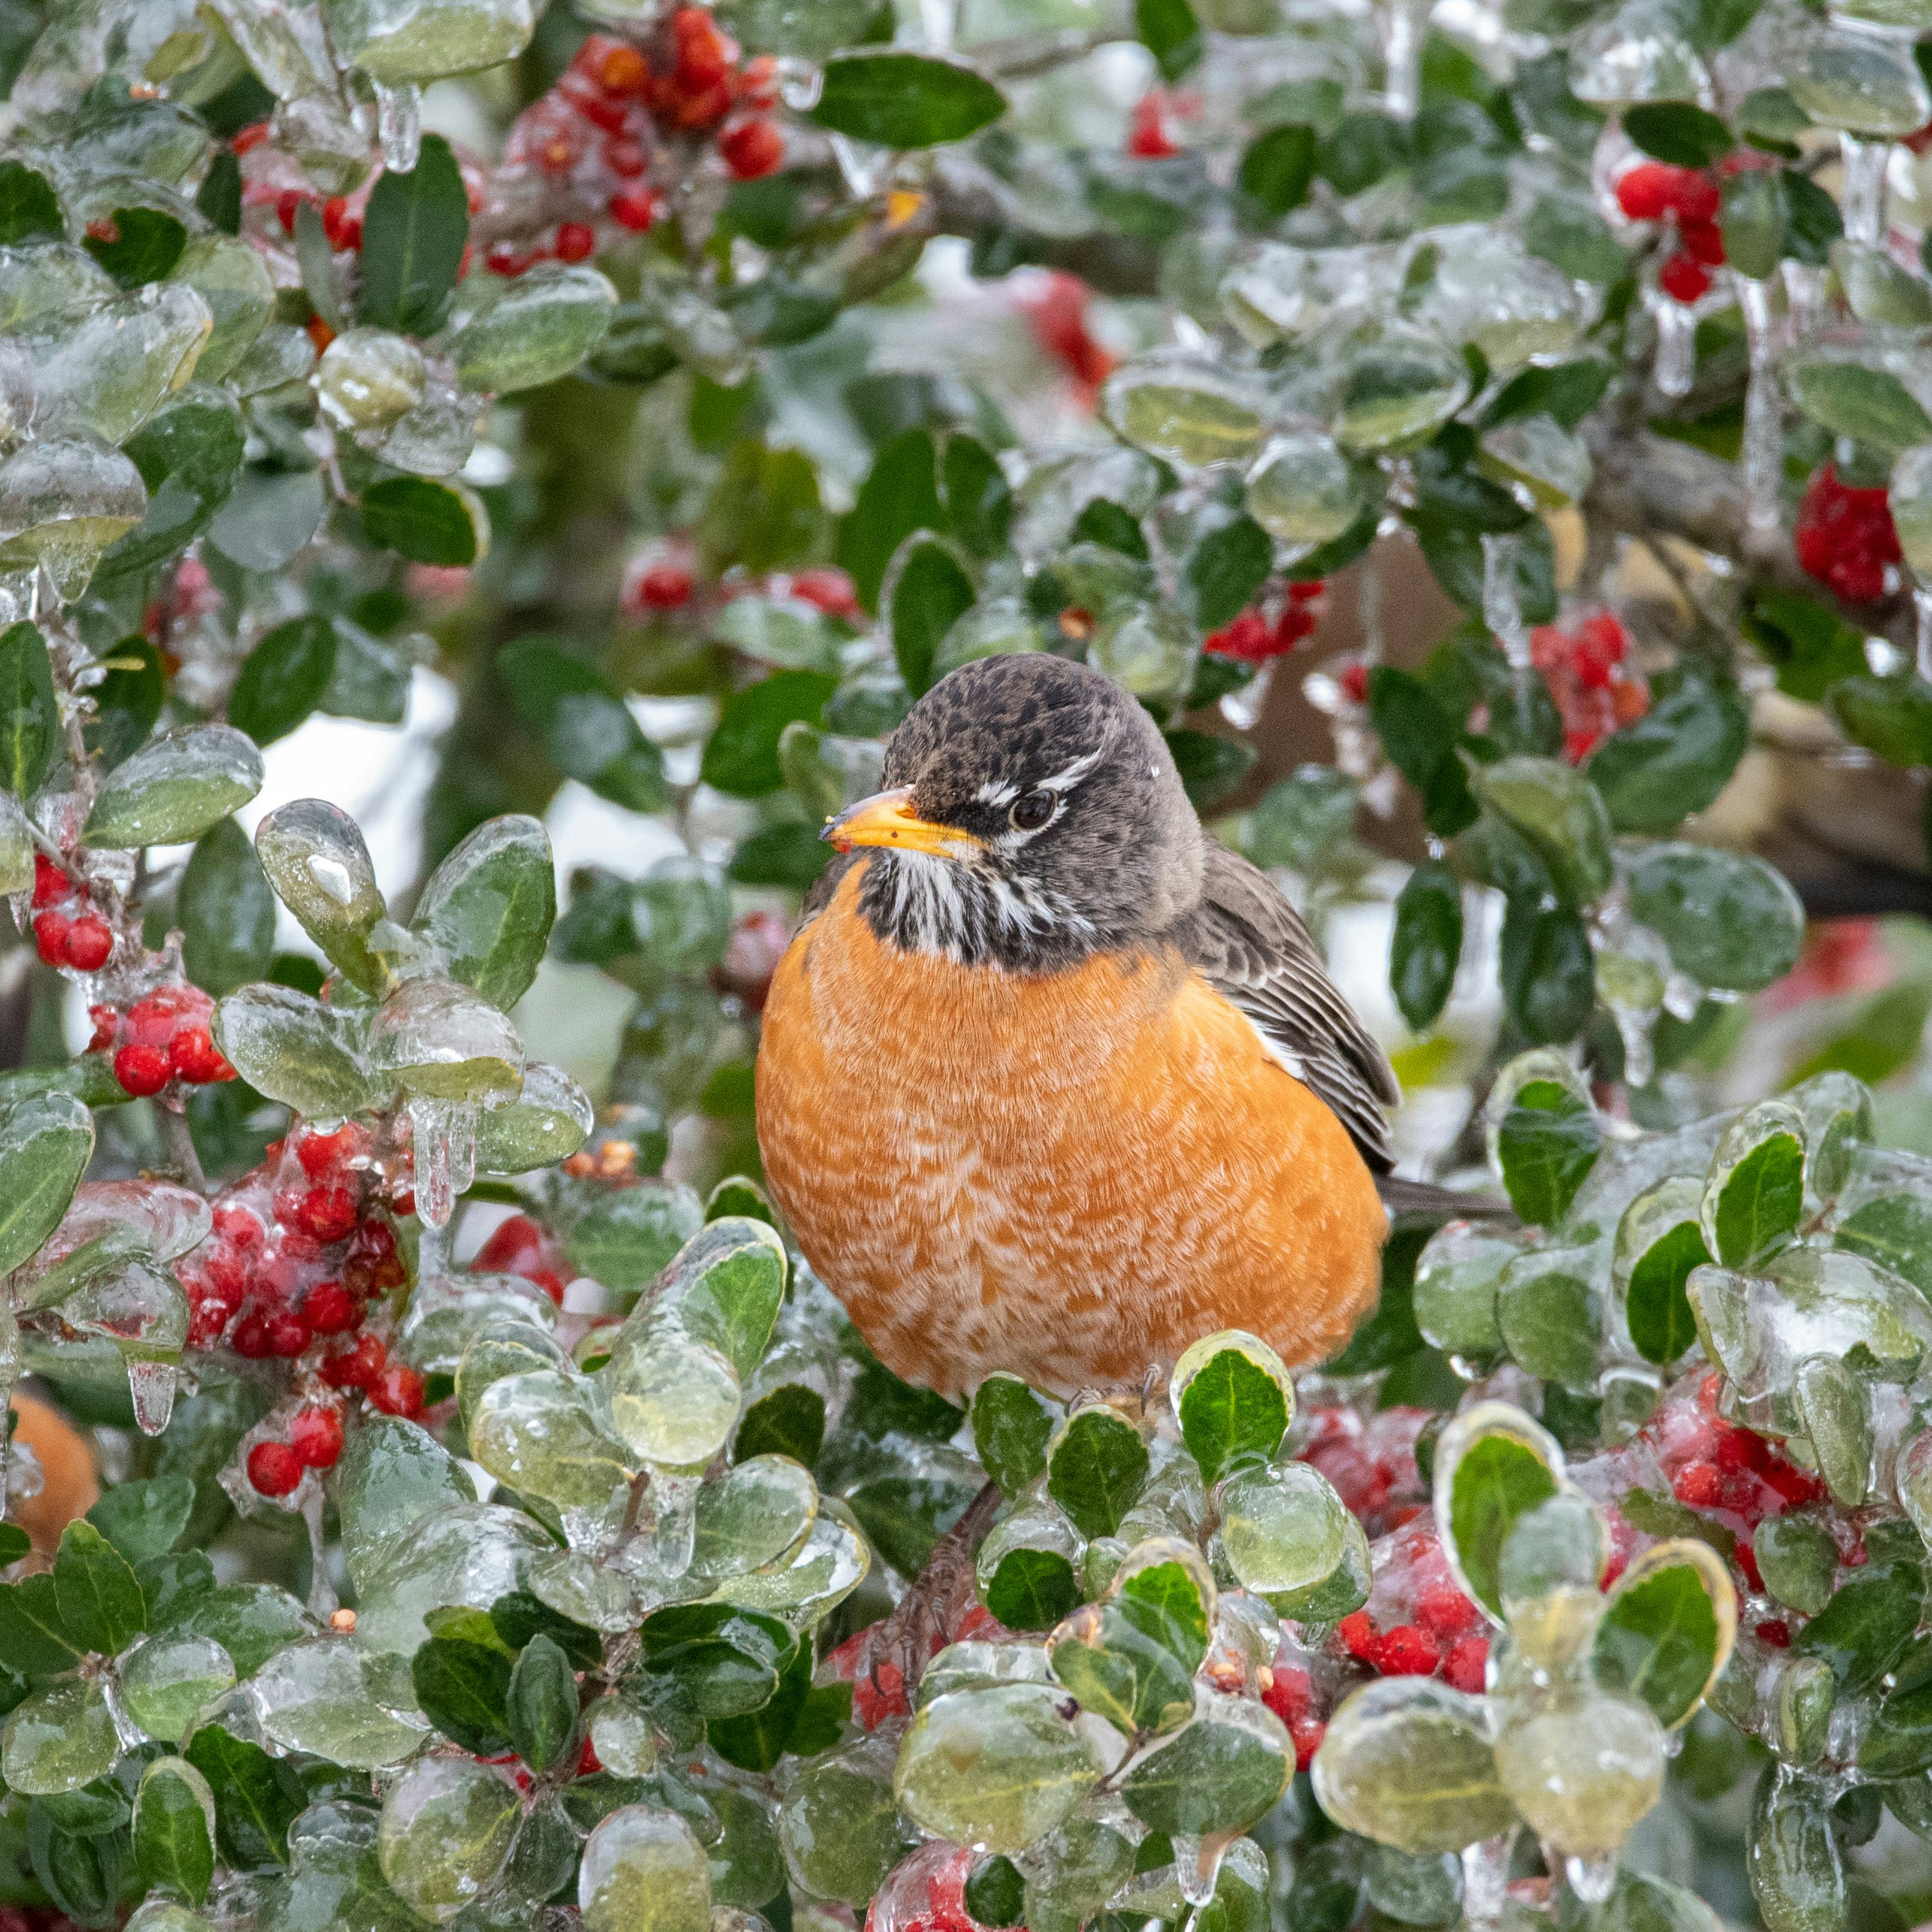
0, 622, 58, 797
985, 1549, 1080, 1631
507, 1634, 578, 1775
1712, 1132, 1803, 1267
837, 429, 943, 613
1794, 1532, 1925, 1695
1184, 515, 1272, 632
413, 813, 555, 1010
697, 442, 827, 576
411, 1635, 514, 1754
728, 822, 831, 890
0, 161, 60, 244
1781, 167, 1843, 265
735, 1383, 826, 1468
972, 1373, 1056, 1496
1072, 499, 1149, 559
1627, 1221, 1711, 1365
0, 1525, 26, 1567
1447, 1431, 1560, 1616
358, 133, 469, 334
1050, 1600, 1198, 1735
1830, 674, 1932, 767
197, 150, 241, 235
1047, 1408, 1151, 1539
83, 638, 165, 769
941, 435, 1012, 558
1136, 0, 1203, 79
708, 1639, 816, 1772
1165, 729, 1256, 811
497, 636, 665, 813
489, 1591, 604, 1672
1499, 895, 1594, 1045
1481, 359, 1613, 431
183, 1726, 305, 1868
1496, 1078, 1600, 1225
639, 1602, 796, 1720
180, 818, 277, 998
82, 207, 185, 289
25, 1805, 123, 1928
1741, 590, 1869, 703
1317, 111, 1409, 194
53, 1522, 144, 1656
1121, 1712, 1292, 1836
1587, 670, 1749, 833
1625, 843, 1804, 994
1623, 102, 1733, 167
701, 670, 837, 798
1593, 1563, 1721, 1726
86, 1474, 194, 1566
891, 539, 976, 695
360, 476, 483, 567
229, 615, 336, 747
810, 53, 1007, 147
0, 1574, 83, 1679
966, 1856, 1027, 1928
1239, 123, 1317, 215
1118, 1558, 1210, 1670
1390, 859, 1463, 1033
102, 392, 245, 579
1367, 666, 1477, 838
134, 1759, 215, 1905
1177, 1347, 1289, 1485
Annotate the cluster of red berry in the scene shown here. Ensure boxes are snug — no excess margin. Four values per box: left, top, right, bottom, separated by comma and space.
1332, 1516, 1489, 1693
90, 983, 236, 1098
830, 1602, 1008, 1732
30, 855, 114, 975
1205, 582, 1326, 663
1794, 462, 1902, 604
1125, 87, 1197, 159
491, 10, 781, 275
1016, 271, 1116, 396
623, 551, 861, 625
1613, 161, 1726, 304
1260, 1652, 1330, 1770
1527, 609, 1650, 764
471, 1210, 570, 1303
1299, 1403, 1431, 1538
244, 1405, 346, 1498
865, 1842, 1009, 1932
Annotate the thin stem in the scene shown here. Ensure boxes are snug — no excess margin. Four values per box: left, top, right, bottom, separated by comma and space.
159, 1107, 209, 1196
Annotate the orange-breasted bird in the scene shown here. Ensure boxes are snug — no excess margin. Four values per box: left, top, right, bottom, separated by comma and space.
756, 653, 1416, 1403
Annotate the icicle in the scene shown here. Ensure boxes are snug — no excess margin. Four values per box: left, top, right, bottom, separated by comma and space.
1173, 1833, 1221, 1907
1783, 259, 1828, 339
918, 0, 956, 54
1839, 133, 1891, 247
1219, 662, 1273, 730
302, 1485, 336, 1619
1461, 1836, 1514, 1928
1565, 1855, 1619, 1904
1915, 585, 1932, 681
1382, 0, 1431, 118
1738, 277, 1784, 541
1652, 295, 1696, 399
375, 81, 422, 173
0, 570, 33, 628
1482, 532, 1530, 669
1613, 1001, 1658, 1089
405, 1095, 478, 1230
127, 1361, 176, 1436
828, 132, 879, 198
416, 1219, 449, 1287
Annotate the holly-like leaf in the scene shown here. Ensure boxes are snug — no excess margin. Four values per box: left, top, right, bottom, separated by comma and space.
180, 817, 277, 998
891, 538, 976, 695
1184, 515, 1272, 633
1239, 124, 1317, 215
133, 1756, 216, 1905
360, 477, 487, 567
506, 1634, 578, 1775
411, 1635, 514, 1755
498, 636, 665, 813
972, 1373, 1056, 1498
701, 670, 838, 799
1136, 0, 1203, 79
229, 615, 336, 747
1175, 1344, 1290, 1485
86, 1474, 195, 1566
985, 1549, 1080, 1632
183, 1725, 306, 1868
1592, 1547, 1732, 1726
0, 623, 58, 798
1711, 1131, 1803, 1268
810, 54, 1006, 148
52, 1522, 144, 1655
358, 133, 469, 334
1626, 1221, 1711, 1365
82, 206, 185, 288
1047, 1407, 1151, 1539
838, 429, 944, 614
1496, 1079, 1600, 1226
1623, 102, 1733, 167
1442, 1424, 1560, 1618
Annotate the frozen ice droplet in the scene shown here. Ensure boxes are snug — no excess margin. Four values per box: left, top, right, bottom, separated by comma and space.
1739, 280, 1785, 541
405, 1095, 479, 1229
1651, 294, 1696, 399
1481, 533, 1529, 670
1839, 132, 1892, 244
375, 81, 422, 171
126, 1360, 176, 1437
0, 434, 146, 603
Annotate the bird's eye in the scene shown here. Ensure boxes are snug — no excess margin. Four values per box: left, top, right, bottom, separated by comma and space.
1009, 789, 1056, 832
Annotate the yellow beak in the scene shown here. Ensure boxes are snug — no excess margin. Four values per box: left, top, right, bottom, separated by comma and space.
822, 787, 982, 859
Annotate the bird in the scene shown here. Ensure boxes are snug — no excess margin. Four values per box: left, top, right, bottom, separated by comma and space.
754, 651, 1415, 1406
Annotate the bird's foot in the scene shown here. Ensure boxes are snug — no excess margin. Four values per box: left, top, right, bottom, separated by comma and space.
1069, 1366, 1167, 1421
846, 1479, 1001, 1726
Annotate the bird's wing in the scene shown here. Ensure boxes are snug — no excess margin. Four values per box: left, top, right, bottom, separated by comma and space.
1181, 841, 1401, 1172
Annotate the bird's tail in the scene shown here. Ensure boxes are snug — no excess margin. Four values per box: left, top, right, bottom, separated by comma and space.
1376, 1174, 1516, 1224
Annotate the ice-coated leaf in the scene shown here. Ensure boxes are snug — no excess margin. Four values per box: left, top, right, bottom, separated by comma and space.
0, 620, 56, 796
473, 1060, 594, 1174
973, 1373, 1057, 1498
358, 134, 468, 333
781, 1738, 916, 1906
1433, 1403, 1563, 1621
1593, 1540, 1736, 1728
335, 1415, 476, 1592
1494, 1688, 1665, 1859
179, 817, 276, 997
1412, 1221, 1516, 1360
182, 1723, 306, 1868
368, 974, 522, 1102
159, 1581, 317, 1679
1793, 1353, 1871, 1506
497, 636, 665, 813
413, 813, 555, 1010
1218, 1459, 1353, 1608
1, 1679, 119, 1795
1496, 1246, 1603, 1390
411, 1625, 513, 1755
690, 1455, 816, 1578
810, 52, 1006, 147
1047, 1406, 1151, 1540
256, 1638, 432, 1768
253, 799, 391, 994
1170, 1330, 1293, 1484
119, 1631, 235, 1741
360, 476, 487, 567
1616, 1175, 1710, 1365
1702, 1103, 1806, 1268
54, 1519, 144, 1654
895, 1683, 1104, 1853
1792, 1521, 1925, 1695
1749, 1767, 1845, 1932
0, 1572, 83, 1678
469, 1368, 633, 1510
213, 984, 371, 1119
1627, 843, 1805, 994
1494, 1071, 1601, 1226
378, 1756, 521, 1923
84, 725, 262, 849
446, 264, 618, 394
578, 1803, 711, 1932
1476, 755, 1613, 902
1390, 859, 1463, 1033
1122, 1696, 1294, 1837
134, 1756, 217, 1904
507, 1634, 577, 1775
0, 1089, 93, 1278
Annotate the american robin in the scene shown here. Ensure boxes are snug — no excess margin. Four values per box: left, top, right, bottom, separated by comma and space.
756, 653, 1414, 1403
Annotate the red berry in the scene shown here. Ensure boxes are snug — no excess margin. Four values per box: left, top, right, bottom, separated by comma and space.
265, 1311, 310, 1358
63, 916, 111, 972
556, 221, 597, 262
1658, 251, 1711, 304
673, 7, 736, 88
605, 138, 647, 177
719, 117, 784, 180
114, 1044, 171, 1098
1756, 1619, 1792, 1648
293, 1185, 360, 1243
1673, 1459, 1723, 1507
1338, 1609, 1378, 1661
1261, 1661, 1314, 1728
599, 42, 650, 98
1414, 1584, 1481, 1642
633, 563, 694, 610
1370, 1624, 1441, 1677
1679, 218, 1726, 266
232, 1312, 272, 1359
1443, 1636, 1489, 1693
297, 1123, 365, 1179
247, 1442, 304, 1498
214, 1205, 265, 1249
1339, 662, 1370, 703
485, 242, 534, 277
789, 568, 860, 621
87, 1004, 117, 1053
170, 1027, 235, 1085
368, 1363, 425, 1419
559, 70, 633, 135
577, 1734, 603, 1776
1615, 161, 1719, 224
31, 855, 67, 907
608, 187, 659, 231
322, 197, 361, 250
1290, 1717, 1326, 1771
1797, 463, 1902, 603
304, 1281, 358, 1335
274, 190, 312, 234
31, 911, 70, 967
231, 120, 271, 155
290, 1406, 345, 1470
1127, 92, 1181, 159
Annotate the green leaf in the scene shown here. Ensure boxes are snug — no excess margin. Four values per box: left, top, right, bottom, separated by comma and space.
358, 132, 468, 334
966, 1855, 1027, 1928
0, 1090, 93, 1277
506, 1634, 578, 1775
1586, 671, 1749, 833
82, 206, 185, 289
1121, 1711, 1293, 1836
1741, 589, 1869, 703
1136, 0, 1203, 78
891, 538, 976, 695
497, 637, 665, 813
1481, 359, 1613, 431
1829, 673, 1932, 766
0, 622, 57, 798
729, 821, 830, 891
708, 1639, 818, 1771
1118, 1557, 1210, 1670
985, 1548, 1080, 1632
180, 817, 276, 998
1073, 499, 1149, 559
102, 390, 246, 579
1184, 515, 1272, 633
361, 476, 485, 567
735, 1383, 825, 1468
1623, 101, 1733, 167
0, 162, 60, 245
53, 1522, 144, 1655
412, 1635, 514, 1755
838, 428, 944, 614
1048, 1601, 1198, 1736
0, 1575, 82, 1679
134, 1757, 215, 1905
941, 435, 1012, 558
87, 1474, 194, 1566
639, 1602, 796, 1720
1593, 1558, 1724, 1726
1497, 1079, 1601, 1225
1794, 1528, 1925, 1695
84, 724, 263, 849
563, 1181, 703, 1296
229, 615, 336, 747
183, 1724, 305, 1868
1391, 860, 1463, 1033
972, 1373, 1056, 1497
197, 150, 241, 235
0, 1525, 27, 1568
1626, 1221, 1711, 1365
1239, 123, 1317, 215
810, 53, 1006, 147
697, 441, 827, 576
1838, 1193, 1932, 1297
1498, 896, 1595, 1045
1791, 360, 1932, 450
489, 1592, 603, 1673
1166, 729, 1256, 811
413, 814, 555, 1011
84, 636, 166, 769
1047, 1408, 1151, 1539
1626, 843, 1805, 994
1177, 1348, 1290, 1485
1712, 1133, 1803, 1267
1446, 1432, 1560, 1617
1367, 667, 1477, 838
701, 670, 837, 798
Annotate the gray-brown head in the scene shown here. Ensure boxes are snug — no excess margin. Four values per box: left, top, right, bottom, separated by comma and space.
825, 654, 1205, 969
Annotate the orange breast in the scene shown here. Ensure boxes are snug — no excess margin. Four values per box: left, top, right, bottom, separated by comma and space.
755, 865, 1387, 1399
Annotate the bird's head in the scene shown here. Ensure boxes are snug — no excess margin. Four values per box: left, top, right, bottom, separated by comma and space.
825, 653, 1205, 968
